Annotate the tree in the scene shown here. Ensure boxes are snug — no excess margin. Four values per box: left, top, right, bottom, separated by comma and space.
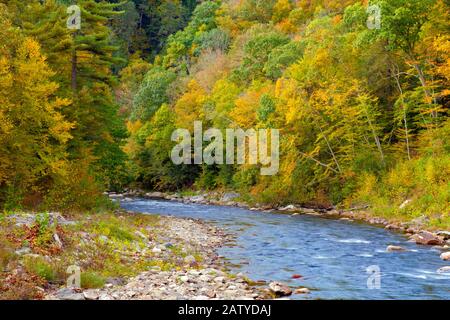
174, 79, 207, 130
157, 0, 189, 40
5, 0, 73, 92
234, 31, 290, 82
373, 0, 440, 117
0, 8, 73, 205
132, 66, 176, 121
70, 0, 125, 92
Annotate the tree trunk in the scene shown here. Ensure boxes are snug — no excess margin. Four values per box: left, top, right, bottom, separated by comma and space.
71, 49, 77, 93
393, 66, 411, 160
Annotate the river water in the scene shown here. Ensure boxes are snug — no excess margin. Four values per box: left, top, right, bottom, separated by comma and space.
121, 198, 450, 300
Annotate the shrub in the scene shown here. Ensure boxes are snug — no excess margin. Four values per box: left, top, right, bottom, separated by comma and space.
23, 256, 56, 281
80, 271, 106, 289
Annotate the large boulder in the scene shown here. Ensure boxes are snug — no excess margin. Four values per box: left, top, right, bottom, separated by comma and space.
409, 231, 443, 245
268, 281, 292, 297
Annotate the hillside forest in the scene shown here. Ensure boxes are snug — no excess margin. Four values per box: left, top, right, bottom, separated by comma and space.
0, 0, 449, 228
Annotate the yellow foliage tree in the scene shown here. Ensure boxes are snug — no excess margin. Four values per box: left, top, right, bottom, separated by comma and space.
0, 10, 73, 204
174, 80, 207, 131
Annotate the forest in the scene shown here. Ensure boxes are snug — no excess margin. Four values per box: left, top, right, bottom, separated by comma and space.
0, 0, 449, 228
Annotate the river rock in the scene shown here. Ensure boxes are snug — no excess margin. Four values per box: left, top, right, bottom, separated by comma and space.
198, 274, 211, 282
436, 231, 450, 240
134, 231, 148, 240
268, 281, 292, 297
98, 293, 114, 300
410, 215, 430, 227
9, 213, 35, 227
279, 204, 296, 212
108, 193, 124, 199
385, 224, 400, 230
83, 289, 100, 300
145, 192, 166, 199
440, 252, 450, 261
15, 247, 31, 255
99, 235, 109, 243
47, 212, 75, 226
184, 255, 196, 264
294, 288, 310, 294
437, 266, 450, 273
190, 195, 206, 203
431, 245, 449, 252
221, 192, 240, 202
55, 288, 85, 300
152, 247, 162, 254
409, 231, 443, 245
386, 245, 406, 252
53, 233, 63, 248
399, 199, 412, 209
206, 290, 216, 298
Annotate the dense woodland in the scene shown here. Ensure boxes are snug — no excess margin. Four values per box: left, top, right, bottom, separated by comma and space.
0, 0, 449, 227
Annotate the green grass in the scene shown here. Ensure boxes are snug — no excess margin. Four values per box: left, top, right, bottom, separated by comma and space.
81, 271, 106, 289
23, 256, 56, 281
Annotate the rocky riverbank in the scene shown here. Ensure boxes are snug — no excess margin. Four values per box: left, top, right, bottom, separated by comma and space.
1, 208, 310, 300
2, 210, 270, 300
110, 190, 450, 263
44, 214, 265, 300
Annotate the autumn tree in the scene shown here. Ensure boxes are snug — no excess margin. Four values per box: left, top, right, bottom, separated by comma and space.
0, 7, 73, 206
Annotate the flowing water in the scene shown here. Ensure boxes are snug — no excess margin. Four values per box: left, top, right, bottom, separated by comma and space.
121, 198, 450, 300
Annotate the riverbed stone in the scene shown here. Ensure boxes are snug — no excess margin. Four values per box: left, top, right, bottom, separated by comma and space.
145, 192, 166, 199
15, 247, 31, 255
221, 192, 240, 202
279, 204, 296, 211
386, 245, 406, 252
410, 231, 443, 245
152, 247, 162, 254
268, 281, 292, 297
294, 288, 310, 294
55, 288, 85, 301
83, 290, 100, 300
437, 266, 450, 273
134, 231, 148, 240
184, 255, 196, 264
440, 252, 450, 261
53, 233, 63, 249
436, 231, 450, 240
